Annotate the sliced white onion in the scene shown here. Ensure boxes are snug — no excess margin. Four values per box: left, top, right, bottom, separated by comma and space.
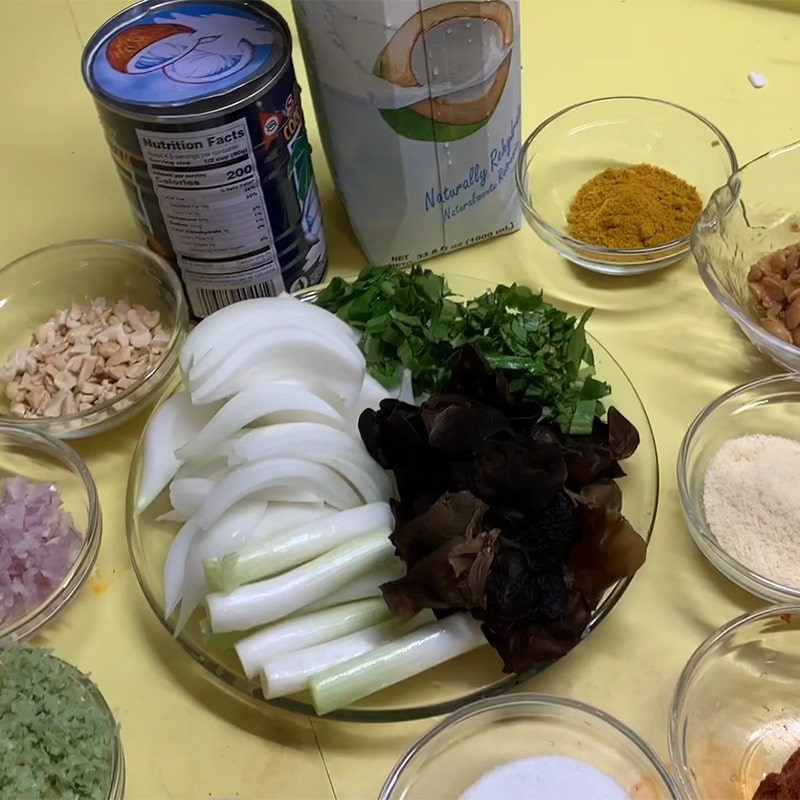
194, 458, 362, 531
180, 297, 358, 380
136, 391, 219, 514
176, 383, 346, 463
229, 423, 391, 499
190, 327, 365, 406
169, 478, 215, 519
163, 517, 200, 617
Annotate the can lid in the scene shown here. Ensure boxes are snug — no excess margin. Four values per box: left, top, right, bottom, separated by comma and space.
83, 0, 288, 114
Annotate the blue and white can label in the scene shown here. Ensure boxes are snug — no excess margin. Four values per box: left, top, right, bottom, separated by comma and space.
84, 1, 327, 317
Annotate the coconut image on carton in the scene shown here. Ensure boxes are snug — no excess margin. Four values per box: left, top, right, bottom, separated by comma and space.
374, 1, 514, 142
292, 0, 521, 266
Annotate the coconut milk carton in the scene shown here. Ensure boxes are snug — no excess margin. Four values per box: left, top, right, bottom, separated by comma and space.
292, 0, 521, 266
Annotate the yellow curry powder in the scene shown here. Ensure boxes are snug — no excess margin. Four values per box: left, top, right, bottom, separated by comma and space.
567, 163, 702, 250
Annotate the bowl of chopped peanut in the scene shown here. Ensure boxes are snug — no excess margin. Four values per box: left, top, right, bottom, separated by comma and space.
0, 239, 188, 438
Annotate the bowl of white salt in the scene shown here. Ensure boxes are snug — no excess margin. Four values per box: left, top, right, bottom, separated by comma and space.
379, 693, 680, 800
678, 373, 800, 603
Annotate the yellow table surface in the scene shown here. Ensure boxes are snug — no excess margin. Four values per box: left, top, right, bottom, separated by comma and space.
1, 0, 797, 797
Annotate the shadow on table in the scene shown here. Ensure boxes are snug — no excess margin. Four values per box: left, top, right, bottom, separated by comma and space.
671, 539, 763, 631
132, 594, 315, 745
728, 0, 800, 14
528, 255, 687, 317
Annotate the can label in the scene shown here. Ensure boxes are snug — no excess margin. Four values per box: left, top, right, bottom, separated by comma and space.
83, 1, 328, 318
136, 118, 286, 313
91, 3, 277, 105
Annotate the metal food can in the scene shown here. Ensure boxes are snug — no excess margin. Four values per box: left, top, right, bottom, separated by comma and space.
83, 0, 327, 318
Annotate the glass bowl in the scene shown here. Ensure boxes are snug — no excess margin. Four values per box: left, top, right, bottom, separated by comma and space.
0, 647, 125, 799
670, 604, 800, 800
516, 96, 737, 275
71, 657, 126, 800
693, 140, 800, 373
677, 373, 800, 603
0, 425, 101, 641
126, 274, 659, 722
0, 239, 188, 439
380, 693, 680, 799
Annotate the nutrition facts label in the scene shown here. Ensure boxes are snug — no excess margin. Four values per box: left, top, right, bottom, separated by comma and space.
136, 119, 285, 316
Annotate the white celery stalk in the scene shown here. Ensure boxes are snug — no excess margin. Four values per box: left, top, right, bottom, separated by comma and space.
206, 530, 393, 632
205, 503, 393, 592
235, 598, 391, 679
310, 614, 485, 715
259, 611, 434, 699
299, 558, 405, 612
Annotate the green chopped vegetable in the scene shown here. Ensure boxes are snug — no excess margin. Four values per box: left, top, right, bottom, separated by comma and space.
317, 265, 460, 394
317, 266, 609, 434
458, 283, 610, 434
0, 647, 116, 800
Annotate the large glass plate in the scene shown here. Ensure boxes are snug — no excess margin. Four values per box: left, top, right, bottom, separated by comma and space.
126, 274, 659, 722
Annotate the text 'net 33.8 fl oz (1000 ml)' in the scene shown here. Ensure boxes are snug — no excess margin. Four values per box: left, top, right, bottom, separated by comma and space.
82, 0, 328, 318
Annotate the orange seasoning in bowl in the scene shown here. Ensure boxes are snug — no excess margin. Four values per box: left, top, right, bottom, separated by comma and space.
567, 164, 702, 250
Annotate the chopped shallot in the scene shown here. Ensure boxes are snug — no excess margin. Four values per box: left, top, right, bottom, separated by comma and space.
0, 477, 82, 626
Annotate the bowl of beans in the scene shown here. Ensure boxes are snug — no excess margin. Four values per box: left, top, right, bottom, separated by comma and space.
677, 373, 800, 603
693, 141, 800, 372
515, 96, 737, 275
0, 239, 188, 438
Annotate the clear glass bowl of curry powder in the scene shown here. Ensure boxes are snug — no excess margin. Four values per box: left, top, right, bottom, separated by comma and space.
515, 96, 737, 275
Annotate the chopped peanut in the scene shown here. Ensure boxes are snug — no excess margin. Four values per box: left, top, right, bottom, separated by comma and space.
0, 297, 170, 419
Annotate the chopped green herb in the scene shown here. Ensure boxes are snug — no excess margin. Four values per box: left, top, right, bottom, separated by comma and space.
317, 266, 609, 434
458, 284, 609, 434
0, 647, 116, 800
317, 266, 460, 395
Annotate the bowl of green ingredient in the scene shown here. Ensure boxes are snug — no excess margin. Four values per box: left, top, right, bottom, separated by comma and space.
127, 270, 659, 722
0, 426, 101, 642
678, 374, 800, 603
516, 96, 736, 275
0, 646, 124, 800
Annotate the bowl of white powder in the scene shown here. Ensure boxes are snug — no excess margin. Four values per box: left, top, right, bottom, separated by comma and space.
677, 374, 800, 602
379, 693, 680, 800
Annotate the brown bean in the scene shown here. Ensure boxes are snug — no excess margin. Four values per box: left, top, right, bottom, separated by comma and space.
761, 276, 785, 303
786, 296, 800, 330
749, 263, 765, 282
762, 318, 793, 343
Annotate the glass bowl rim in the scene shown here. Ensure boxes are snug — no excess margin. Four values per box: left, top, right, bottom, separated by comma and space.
73, 662, 127, 800
693, 139, 800, 364
126, 277, 660, 722
668, 602, 800, 799
515, 95, 738, 257
0, 237, 188, 431
676, 372, 800, 602
379, 691, 682, 800
0, 646, 126, 799
0, 424, 102, 640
